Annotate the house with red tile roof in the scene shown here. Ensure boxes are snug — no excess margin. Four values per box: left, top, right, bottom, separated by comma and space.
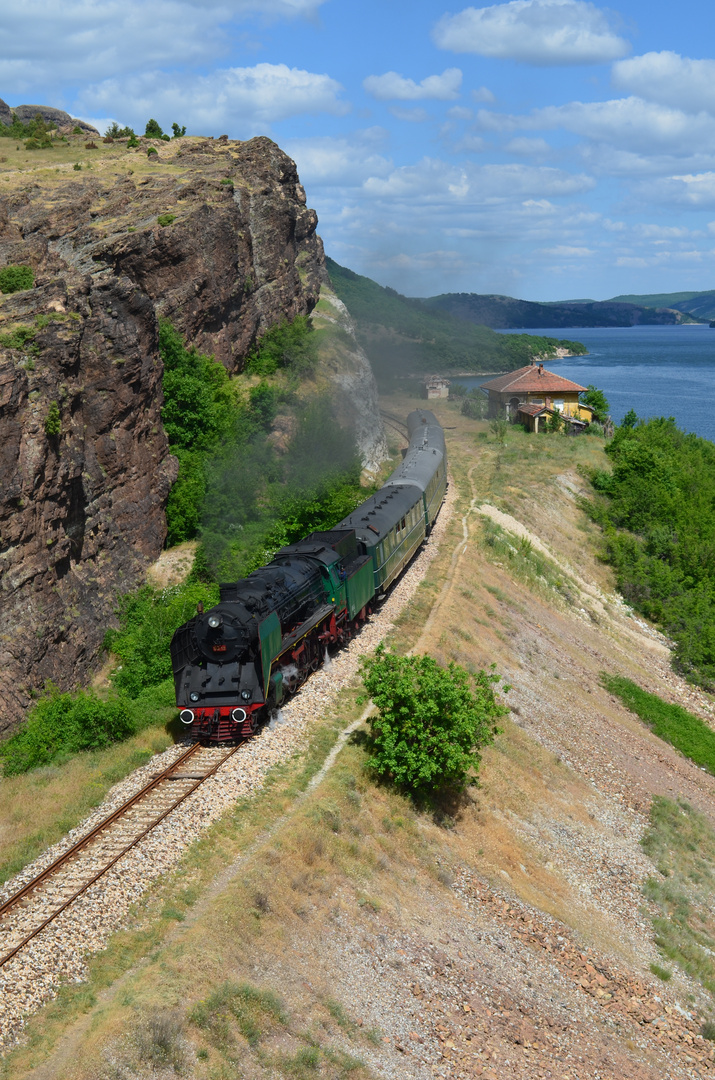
480, 361, 594, 432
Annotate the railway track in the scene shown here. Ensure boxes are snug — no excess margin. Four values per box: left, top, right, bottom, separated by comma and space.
379, 409, 409, 440
0, 741, 240, 968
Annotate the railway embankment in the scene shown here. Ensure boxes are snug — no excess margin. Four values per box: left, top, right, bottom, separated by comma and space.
3, 399, 715, 1079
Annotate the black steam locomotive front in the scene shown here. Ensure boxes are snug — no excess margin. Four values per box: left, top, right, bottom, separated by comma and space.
170, 556, 325, 740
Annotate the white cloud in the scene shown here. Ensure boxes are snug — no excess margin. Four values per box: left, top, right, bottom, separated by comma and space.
505, 136, 552, 156
433, 0, 629, 66
363, 68, 462, 101
472, 87, 496, 104
361, 158, 594, 203
447, 106, 473, 120
284, 133, 392, 185
635, 172, 715, 208
477, 97, 715, 160
613, 52, 715, 116
0, 0, 328, 92
77, 64, 347, 135
541, 244, 593, 255
390, 107, 431, 123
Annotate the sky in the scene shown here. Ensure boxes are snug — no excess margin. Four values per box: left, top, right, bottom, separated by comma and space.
5, 0, 715, 300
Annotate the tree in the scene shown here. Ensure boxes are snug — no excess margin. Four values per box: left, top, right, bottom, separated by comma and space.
581, 384, 610, 423
359, 646, 508, 802
145, 118, 164, 138
489, 415, 508, 443
105, 122, 135, 139
622, 408, 638, 429
172, 122, 187, 138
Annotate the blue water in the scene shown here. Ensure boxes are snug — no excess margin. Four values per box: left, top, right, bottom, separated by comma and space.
453, 325, 715, 443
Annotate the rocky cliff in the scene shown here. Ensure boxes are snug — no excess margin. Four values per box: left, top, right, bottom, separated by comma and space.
0, 135, 375, 730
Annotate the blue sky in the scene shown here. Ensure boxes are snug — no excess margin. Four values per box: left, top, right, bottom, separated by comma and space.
5, 0, 715, 299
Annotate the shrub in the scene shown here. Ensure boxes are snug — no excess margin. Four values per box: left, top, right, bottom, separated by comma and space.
461, 390, 486, 419
360, 646, 508, 801
246, 316, 317, 376
24, 138, 40, 151
105, 122, 135, 139
103, 135, 114, 144
0, 264, 34, 293
147, 146, 158, 157
157, 212, 175, 226
73, 162, 82, 170
84, 141, 97, 150
72, 126, 82, 134
0, 687, 134, 775
171, 123, 187, 138
145, 118, 164, 138
0, 325, 37, 350
127, 134, 139, 148
44, 401, 61, 437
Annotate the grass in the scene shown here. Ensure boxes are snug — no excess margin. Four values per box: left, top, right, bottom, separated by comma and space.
642, 796, 715, 995
602, 673, 715, 775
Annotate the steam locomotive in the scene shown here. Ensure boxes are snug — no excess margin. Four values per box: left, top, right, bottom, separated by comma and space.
170, 409, 447, 741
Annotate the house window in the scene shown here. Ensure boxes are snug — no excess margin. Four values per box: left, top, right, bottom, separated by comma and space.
554, 399, 564, 412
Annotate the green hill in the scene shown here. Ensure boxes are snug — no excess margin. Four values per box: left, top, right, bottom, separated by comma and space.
326, 258, 585, 380
610, 290, 715, 321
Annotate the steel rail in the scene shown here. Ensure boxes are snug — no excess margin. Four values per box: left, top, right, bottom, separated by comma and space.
0, 742, 240, 968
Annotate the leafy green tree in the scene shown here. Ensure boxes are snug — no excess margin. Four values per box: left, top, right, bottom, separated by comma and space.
622, 408, 638, 429
582, 384, 610, 423
246, 316, 317, 376
145, 118, 164, 138
360, 646, 508, 802
105, 122, 135, 138
172, 123, 187, 138
489, 415, 508, 443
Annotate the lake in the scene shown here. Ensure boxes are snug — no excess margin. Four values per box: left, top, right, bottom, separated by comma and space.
452, 325, 715, 443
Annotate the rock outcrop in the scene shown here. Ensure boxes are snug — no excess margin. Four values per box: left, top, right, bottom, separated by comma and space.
0, 99, 99, 135
0, 136, 362, 729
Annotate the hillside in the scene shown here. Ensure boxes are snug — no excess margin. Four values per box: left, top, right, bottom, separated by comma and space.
326, 257, 585, 380
4, 402, 715, 1079
611, 290, 715, 322
424, 291, 702, 328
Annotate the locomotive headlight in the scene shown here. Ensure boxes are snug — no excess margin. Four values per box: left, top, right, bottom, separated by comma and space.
208, 614, 222, 629
240, 689, 252, 701
189, 692, 200, 702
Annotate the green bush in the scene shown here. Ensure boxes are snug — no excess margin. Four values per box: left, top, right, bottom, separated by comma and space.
147, 147, 158, 157
171, 123, 186, 138
461, 390, 486, 419
0, 264, 34, 293
0, 325, 36, 350
360, 646, 508, 801
582, 384, 609, 423
44, 401, 61, 436
105, 122, 135, 139
0, 688, 134, 775
104, 581, 219, 698
246, 316, 317, 376
157, 212, 175, 225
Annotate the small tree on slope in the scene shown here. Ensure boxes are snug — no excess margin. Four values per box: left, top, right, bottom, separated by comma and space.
360, 646, 508, 803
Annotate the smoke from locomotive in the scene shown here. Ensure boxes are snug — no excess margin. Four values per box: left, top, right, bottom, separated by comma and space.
170, 410, 447, 742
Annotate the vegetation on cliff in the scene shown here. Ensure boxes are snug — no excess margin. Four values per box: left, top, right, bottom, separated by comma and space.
590, 417, 715, 688
326, 257, 586, 379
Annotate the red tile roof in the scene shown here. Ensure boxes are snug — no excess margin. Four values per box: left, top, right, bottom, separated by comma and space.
481, 363, 587, 394
517, 402, 546, 417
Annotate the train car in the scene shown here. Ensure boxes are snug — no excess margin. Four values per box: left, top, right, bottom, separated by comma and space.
382, 409, 447, 530
170, 409, 447, 741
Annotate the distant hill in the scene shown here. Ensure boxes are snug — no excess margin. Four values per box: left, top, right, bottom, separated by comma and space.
326, 258, 585, 379
423, 292, 703, 329
610, 290, 715, 322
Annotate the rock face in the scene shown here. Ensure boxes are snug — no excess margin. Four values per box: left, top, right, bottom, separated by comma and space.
0, 136, 344, 730
0, 99, 100, 135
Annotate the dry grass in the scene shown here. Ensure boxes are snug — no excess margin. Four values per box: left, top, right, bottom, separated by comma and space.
0, 724, 174, 886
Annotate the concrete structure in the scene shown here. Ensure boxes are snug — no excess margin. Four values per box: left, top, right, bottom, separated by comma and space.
423, 375, 450, 400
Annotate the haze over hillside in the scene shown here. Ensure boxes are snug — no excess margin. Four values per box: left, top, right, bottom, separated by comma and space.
422, 291, 704, 330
